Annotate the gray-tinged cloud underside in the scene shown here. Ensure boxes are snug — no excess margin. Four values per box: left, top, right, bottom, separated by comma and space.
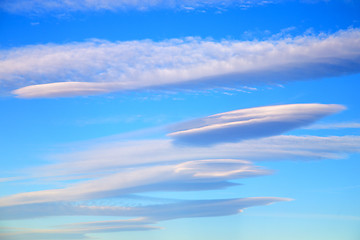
1, 28, 359, 98
168, 103, 345, 145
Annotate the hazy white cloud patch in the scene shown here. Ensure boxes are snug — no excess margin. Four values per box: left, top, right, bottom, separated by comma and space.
0, 0, 275, 14
305, 122, 360, 130
0, 220, 159, 240
0, 177, 24, 183
168, 103, 345, 145
1, 28, 359, 98
245, 212, 360, 221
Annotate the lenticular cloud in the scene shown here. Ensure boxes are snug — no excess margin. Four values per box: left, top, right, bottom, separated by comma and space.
168, 103, 345, 145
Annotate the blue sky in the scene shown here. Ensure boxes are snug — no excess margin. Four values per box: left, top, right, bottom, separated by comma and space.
0, 1, 360, 240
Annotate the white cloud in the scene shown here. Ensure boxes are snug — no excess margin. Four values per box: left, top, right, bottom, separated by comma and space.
0, 0, 274, 14
247, 212, 360, 221
0, 103, 357, 238
0, 197, 290, 220
2, 103, 347, 187
0, 177, 23, 183
1, 28, 359, 98
30, 134, 360, 181
305, 122, 360, 129
168, 103, 345, 145
0, 220, 159, 240
0, 197, 290, 239
0, 159, 269, 207
59, 217, 156, 228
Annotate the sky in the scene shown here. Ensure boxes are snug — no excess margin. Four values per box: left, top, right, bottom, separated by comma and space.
0, 0, 360, 240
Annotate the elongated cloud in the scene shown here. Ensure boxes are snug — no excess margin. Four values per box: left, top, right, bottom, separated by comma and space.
0, 218, 159, 240
0, 197, 290, 239
0, 197, 289, 220
0, 0, 274, 14
0, 159, 268, 207
25, 102, 351, 179
2, 28, 359, 98
0, 219, 159, 240
305, 122, 360, 130
168, 103, 345, 145
25, 135, 360, 183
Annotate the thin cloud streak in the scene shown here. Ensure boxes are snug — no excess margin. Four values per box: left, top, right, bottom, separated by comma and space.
0, 197, 290, 220
0, 0, 274, 14
0, 218, 159, 240
305, 122, 360, 130
1, 28, 359, 98
168, 103, 345, 145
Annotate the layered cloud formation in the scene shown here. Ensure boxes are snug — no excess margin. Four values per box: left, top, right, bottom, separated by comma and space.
1, 28, 359, 98
1, 103, 358, 239
28, 135, 360, 182
18, 103, 350, 180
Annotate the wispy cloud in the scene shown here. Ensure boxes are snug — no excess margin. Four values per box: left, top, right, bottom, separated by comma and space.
168, 103, 345, 145
0, 0, 274, 14
0, 197, 290, 222
0, 159, 269, 207
0, 197, 290, 239
245, 212, 360, 221
304, 122, 360, 130
29, 135, 360, 182
0, 218, 159, 240
1, 28, 359, 98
